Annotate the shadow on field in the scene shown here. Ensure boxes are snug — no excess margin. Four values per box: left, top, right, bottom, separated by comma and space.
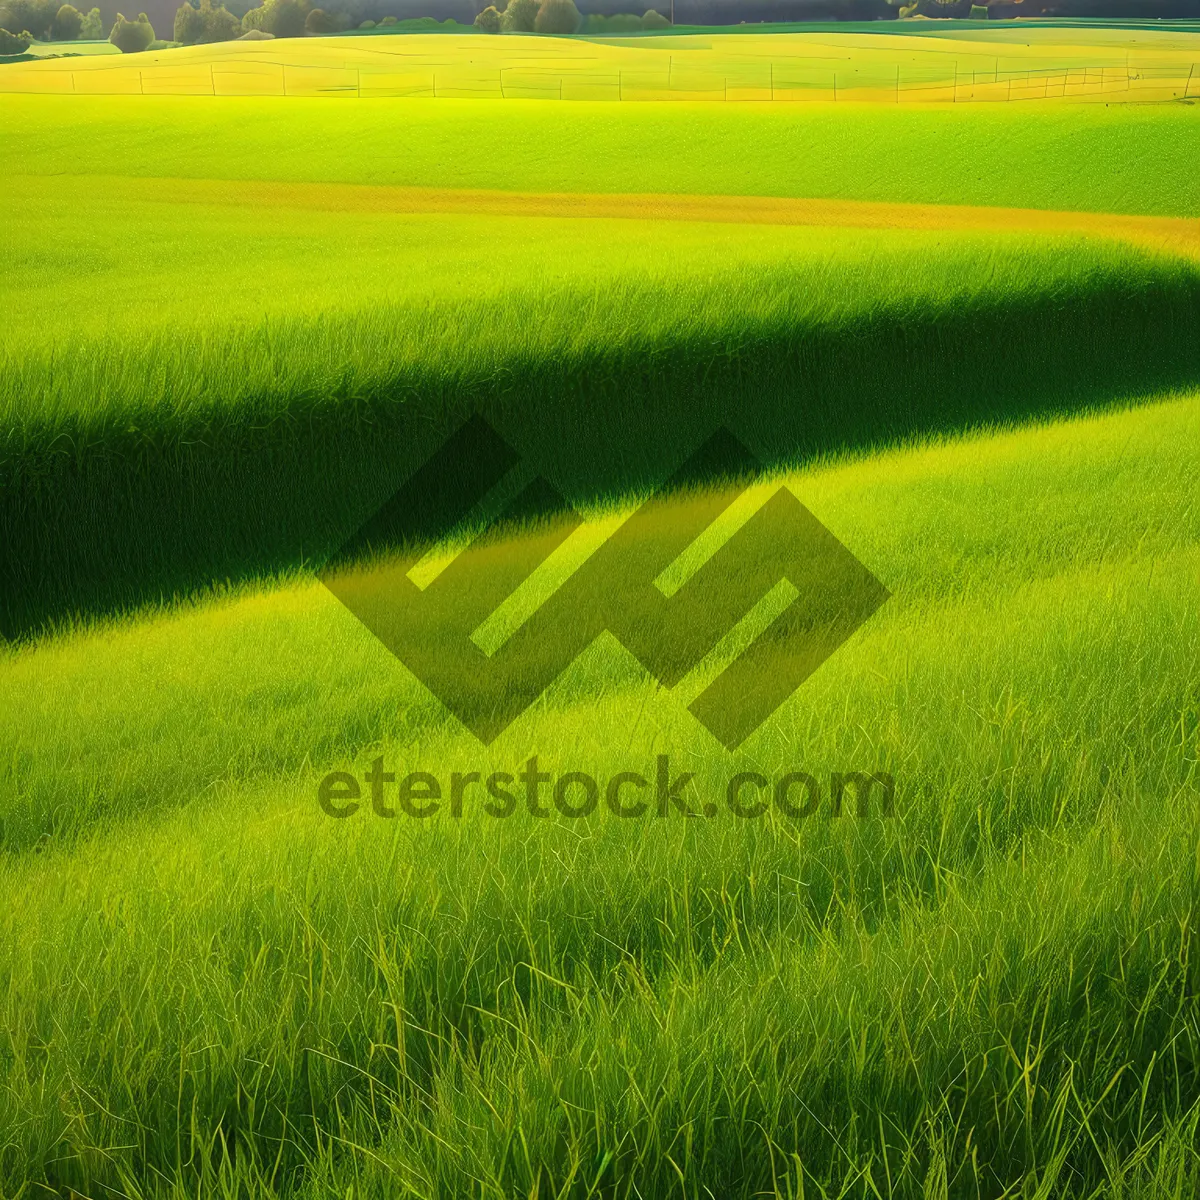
3, 267, 1200, 641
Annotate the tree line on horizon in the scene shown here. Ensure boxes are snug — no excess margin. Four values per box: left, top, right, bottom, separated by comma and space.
0, 0, 159, 50
2, 0, 1196, 58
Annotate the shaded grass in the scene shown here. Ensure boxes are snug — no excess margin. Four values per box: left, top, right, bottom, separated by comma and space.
0, 393, 1197, 1197
4, 213, 1200, 637
4, 390, 1198, 853
5, 99, 1199, 637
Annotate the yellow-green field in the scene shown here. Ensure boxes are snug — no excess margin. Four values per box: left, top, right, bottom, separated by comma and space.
3, 23, 1199, 100
3, 22, 1200, 1200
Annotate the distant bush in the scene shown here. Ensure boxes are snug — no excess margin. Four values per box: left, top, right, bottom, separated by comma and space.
173, 0, 201, 37
891, 0, 974, 11
202, 0, 238, 37
51, 2, 81, 37
78, 2, 99, 33
241, 0, 307, 36
585, 11, 640, 32
240, 2, 459, 38
275, 0, 312, 34
969, 1, 988, 12
641, 6, 669, 26
108, 10, 154, 50
0, 24, 31, 50
0, 0, 55, 38
174, 0, 238, 43
474, 3, 499, 30
237, 25, 271, 35
386, 14, 457, 27
499, 0, 536, 31
533, 0, 577, 32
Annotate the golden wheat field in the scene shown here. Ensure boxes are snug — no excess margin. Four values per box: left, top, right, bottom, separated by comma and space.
3, 23, 1198, 101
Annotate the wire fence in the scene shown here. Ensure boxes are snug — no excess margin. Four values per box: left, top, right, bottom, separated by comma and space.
2, 57, 1197, 102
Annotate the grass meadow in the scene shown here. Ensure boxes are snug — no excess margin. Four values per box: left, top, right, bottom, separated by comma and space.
4, 100, 1200, 632
1, 26, 1200, 1200
3, 391, 1199, 1197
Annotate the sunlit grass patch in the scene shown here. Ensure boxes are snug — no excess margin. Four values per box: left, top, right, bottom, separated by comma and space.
1, 390, 1198, 1196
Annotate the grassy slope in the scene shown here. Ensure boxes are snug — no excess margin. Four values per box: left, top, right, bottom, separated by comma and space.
9, 201, 1198, 439
6, 224, 1199, 635
3, 98, 1200, 635
2, 393, 1197, 1197
29, 178, 1194, 356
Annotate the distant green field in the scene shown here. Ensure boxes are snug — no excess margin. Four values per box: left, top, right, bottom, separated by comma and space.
2, 48, 1200, 1199
5, 96, 1200, 213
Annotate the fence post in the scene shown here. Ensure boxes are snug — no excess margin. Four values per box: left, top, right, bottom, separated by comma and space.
209, 62, 215, 95
1187, 63, 1196, 99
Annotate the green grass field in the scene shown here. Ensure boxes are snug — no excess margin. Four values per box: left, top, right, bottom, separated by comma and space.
3, 393, 1200, 1197
4, 98, 1200, 633
1, 27, 1200, 1199
7, 95, 1200, 208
